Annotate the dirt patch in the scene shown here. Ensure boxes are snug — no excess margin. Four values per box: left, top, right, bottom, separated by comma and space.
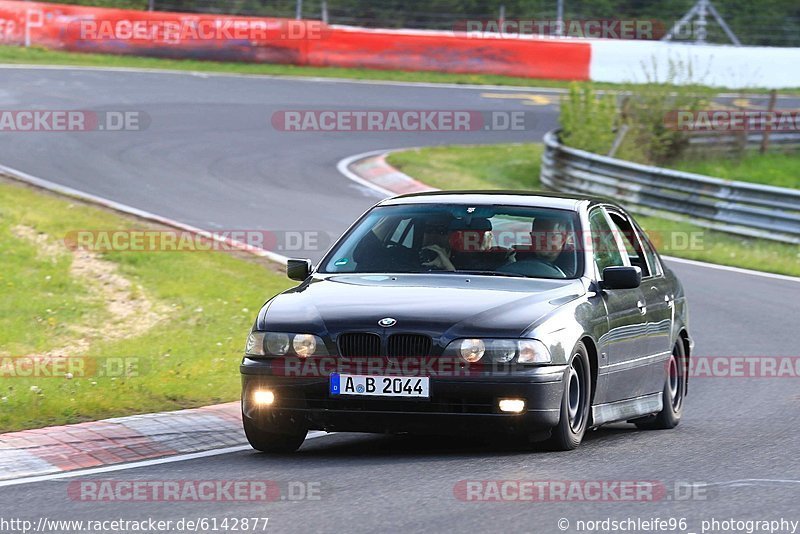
11, 225, 167, 357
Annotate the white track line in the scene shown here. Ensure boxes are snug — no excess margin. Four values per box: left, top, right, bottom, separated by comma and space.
2, 64, 792, 99
336, 148, 407, 197
0, 164, 290, 265
661, 255, 800, 283
0, 432, 330, 488
0, 63, 567, 93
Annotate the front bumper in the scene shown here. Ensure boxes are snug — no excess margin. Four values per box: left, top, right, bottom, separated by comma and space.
241, 358, 566, 436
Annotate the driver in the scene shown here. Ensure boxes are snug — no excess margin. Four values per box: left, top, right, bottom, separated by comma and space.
528, 216, 570, 275
419, 221, 456, 271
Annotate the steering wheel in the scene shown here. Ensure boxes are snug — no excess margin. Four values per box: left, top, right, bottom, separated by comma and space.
384, 244, 419, 270
497, 258, 567, 278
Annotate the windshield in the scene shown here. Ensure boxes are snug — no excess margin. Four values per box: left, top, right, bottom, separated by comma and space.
320, 203, 582, 279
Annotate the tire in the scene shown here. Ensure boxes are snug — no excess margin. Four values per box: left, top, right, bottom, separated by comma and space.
635, 340, 686, 430
547, 341, 592, 451
243, 414, 307, 453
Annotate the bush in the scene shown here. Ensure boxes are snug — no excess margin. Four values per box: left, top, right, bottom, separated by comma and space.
559, 84, 618, 155
560, 60, 714, 165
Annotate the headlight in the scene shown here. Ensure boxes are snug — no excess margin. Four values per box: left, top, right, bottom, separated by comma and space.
517, 339, 552, 364
245, 332, 266, 356
265, 333, 290, 355
460, 339, 485, 362
245, 331, 327, 357
492, 340, 517, 363
447, 338, 551, 364
292, 334, 317, 358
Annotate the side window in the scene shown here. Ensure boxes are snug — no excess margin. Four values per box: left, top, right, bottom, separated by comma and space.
588, 208, 626, 278
636, 224, 664, 277
608, 212, 651, 277
387, 218, 414, 248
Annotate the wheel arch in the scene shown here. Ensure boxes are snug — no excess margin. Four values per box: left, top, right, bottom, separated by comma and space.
678, 328, 691, 395
580, 335, 600, 425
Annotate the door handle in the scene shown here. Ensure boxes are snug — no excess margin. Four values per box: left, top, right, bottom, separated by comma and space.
637, 300, 647, 315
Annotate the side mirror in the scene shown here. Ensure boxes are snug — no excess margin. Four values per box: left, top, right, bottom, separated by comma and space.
601, 266, 641, 290
287, 259, 313, 281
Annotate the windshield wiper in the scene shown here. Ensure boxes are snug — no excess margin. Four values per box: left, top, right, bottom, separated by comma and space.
451, 270, 528, 278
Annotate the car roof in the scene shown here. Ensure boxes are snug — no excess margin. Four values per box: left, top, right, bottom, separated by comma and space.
378, 190, 620, 212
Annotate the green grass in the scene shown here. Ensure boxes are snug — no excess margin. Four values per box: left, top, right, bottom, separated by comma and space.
0, 180, 292, 432
387, 143, 800, 277
673, 152, 800, 189
388, 144, 543, 190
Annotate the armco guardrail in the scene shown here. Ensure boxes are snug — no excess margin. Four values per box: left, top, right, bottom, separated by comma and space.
540, 129, 800, 244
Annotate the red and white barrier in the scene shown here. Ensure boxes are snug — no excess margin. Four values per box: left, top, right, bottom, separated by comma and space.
0, 1, 797, 88
304, 25, 590, 80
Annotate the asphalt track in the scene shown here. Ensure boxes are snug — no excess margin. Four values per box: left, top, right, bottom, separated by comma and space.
0, 67, 798, 533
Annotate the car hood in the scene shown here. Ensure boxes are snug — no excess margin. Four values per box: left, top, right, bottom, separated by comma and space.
259, 273, 586, 339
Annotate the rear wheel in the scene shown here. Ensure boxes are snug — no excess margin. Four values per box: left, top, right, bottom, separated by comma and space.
547, 341, 591, 451
243, 414, 307, 453
635, 340, 686, 430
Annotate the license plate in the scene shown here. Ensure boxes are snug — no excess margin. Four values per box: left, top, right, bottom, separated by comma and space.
330, 373, 429, 398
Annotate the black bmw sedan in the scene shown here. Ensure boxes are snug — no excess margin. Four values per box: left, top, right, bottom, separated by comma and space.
241, 191, 692, 452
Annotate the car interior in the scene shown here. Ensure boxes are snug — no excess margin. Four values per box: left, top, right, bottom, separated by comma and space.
337, 208, 581, 279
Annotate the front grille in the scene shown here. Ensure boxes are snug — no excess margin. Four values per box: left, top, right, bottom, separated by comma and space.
337, 333, 382, 358
387, 334, 432, 358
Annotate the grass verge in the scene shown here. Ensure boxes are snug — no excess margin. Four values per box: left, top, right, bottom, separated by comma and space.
387, 144, 800, 277
673, 152, 800, 189
0, 178, 292, 432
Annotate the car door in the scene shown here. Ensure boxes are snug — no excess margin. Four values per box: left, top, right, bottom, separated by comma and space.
588, 207, 651, 403
634, 220, 673, 356
634, 220, 676, 392
606, 210, 673, 395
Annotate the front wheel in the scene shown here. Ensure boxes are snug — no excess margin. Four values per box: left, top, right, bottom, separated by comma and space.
547, 341, 592, 451
243, 414, 307, 453
635, 340, 686, 430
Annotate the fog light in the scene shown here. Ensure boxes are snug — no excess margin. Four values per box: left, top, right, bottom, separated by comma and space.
499, 399, 525, 413
253, 390, 275, 406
